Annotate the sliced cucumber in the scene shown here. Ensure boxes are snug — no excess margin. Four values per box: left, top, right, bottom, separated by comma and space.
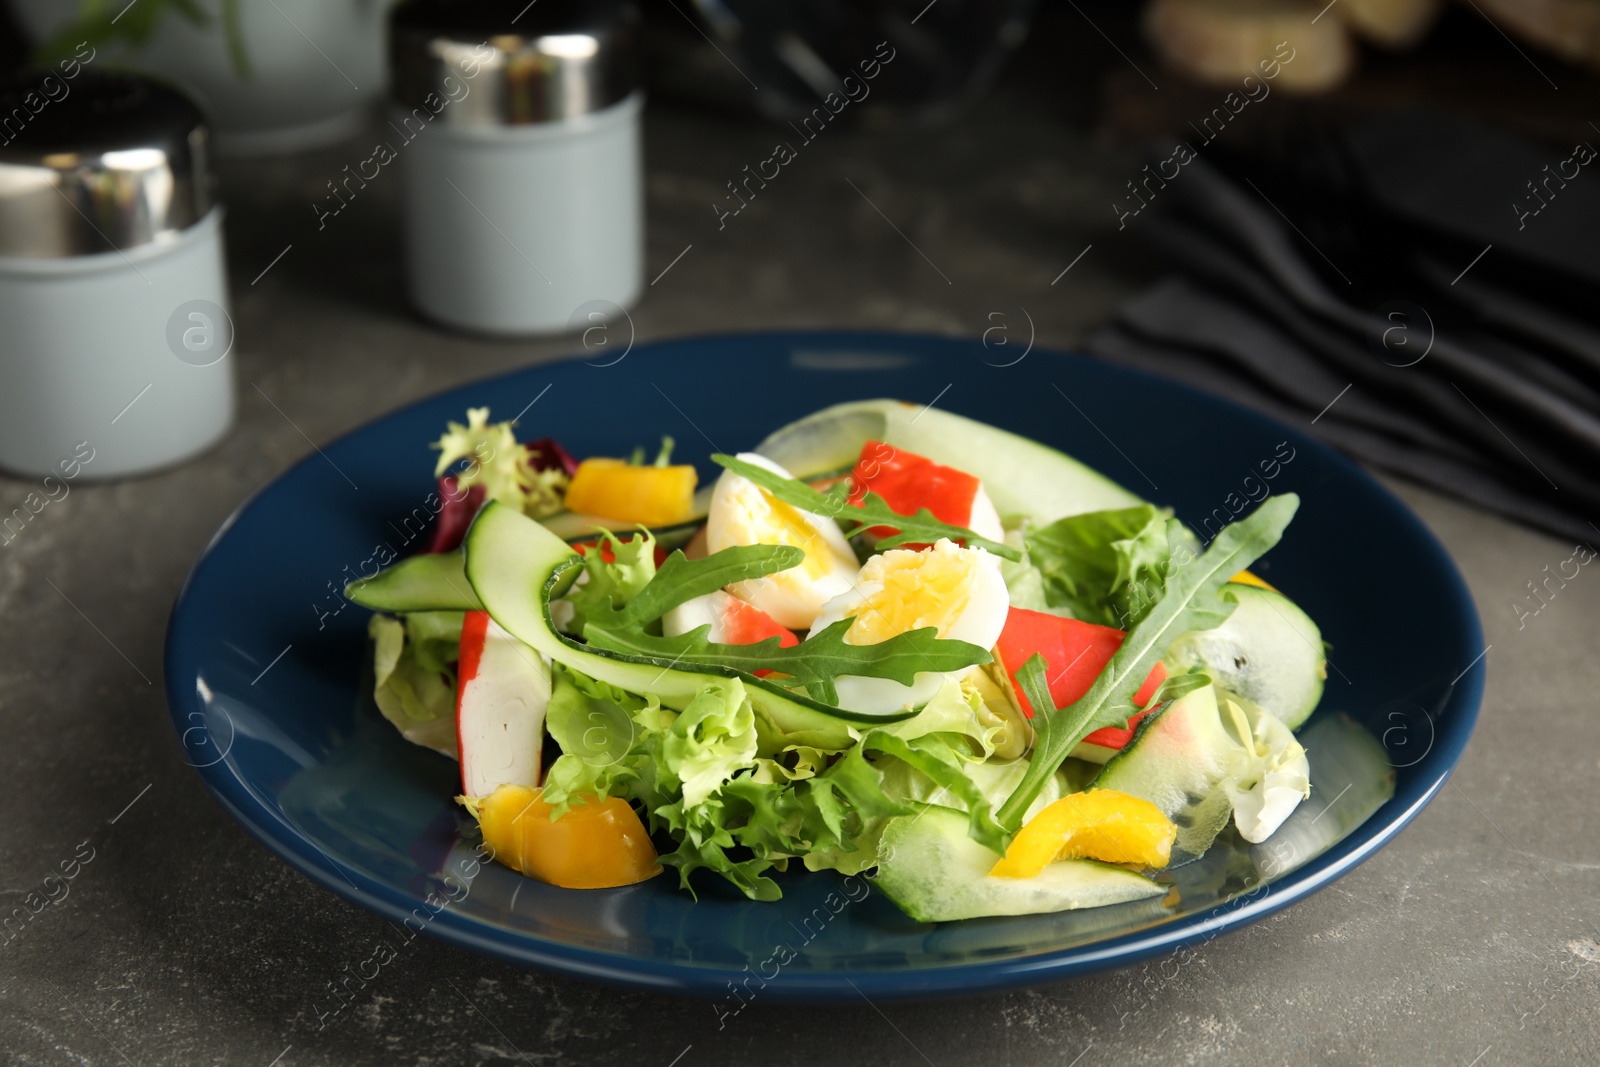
345, 551, 482, 612
1091, 684, 1251, 859
873, 806, 1166, 922
346, 490, 711, 614
1165, 584, 1326, 730
752, 400, 1145, 525
461, 501, 917, 752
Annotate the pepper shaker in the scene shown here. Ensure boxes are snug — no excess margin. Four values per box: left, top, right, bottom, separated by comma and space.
0, 70, 235, 480
390, 0, 644, 336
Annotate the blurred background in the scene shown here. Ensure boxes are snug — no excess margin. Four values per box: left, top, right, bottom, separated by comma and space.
2, 0, 1596, 537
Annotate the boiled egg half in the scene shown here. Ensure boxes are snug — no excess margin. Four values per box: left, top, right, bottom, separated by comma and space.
705, 452, 860, 630
808, 538, 1009, 715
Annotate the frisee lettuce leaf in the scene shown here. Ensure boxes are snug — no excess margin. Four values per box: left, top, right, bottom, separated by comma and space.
540, 665, 906, 899
663, 681, 759, 807
995, 494, 1300, 831
538, 656, 1009, 899
561, 529, 659, 633
432, 407, 567, 518
710, 453, 1022, 561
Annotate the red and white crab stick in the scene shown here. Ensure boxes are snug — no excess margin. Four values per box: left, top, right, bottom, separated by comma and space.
455, 610, 551, 797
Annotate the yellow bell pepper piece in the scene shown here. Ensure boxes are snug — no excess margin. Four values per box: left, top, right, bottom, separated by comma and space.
470, 785, 661, 889
1229, 569, 1277, 591
990, 788, 1176, 879
563, 458, 698, 526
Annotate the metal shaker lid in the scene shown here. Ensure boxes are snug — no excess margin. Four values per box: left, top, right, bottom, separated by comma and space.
0, 70, 212, 259
390, 0, 640, 128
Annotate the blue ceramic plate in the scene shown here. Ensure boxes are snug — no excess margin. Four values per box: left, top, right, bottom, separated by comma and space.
166, 331, 1484, 1001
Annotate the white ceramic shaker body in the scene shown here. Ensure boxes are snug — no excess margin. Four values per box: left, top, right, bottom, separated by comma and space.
0, 71, 234, 480
400, 93, 643, 335
390, 0, 644, 337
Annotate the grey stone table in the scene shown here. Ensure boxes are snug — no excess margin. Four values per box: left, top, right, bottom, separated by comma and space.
2, 83, 1596, 1067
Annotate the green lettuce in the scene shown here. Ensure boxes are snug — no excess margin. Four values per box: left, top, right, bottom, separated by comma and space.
561, 528, 661, 634
1024, 504, 1174, 629
796, 679, 1009, 874
996, 495, 1300, 831
540, 666, 644, 805
369, 611, 465, 756
997, 526, 1061, 615
531, 526, 1044, 899
663, 681, 759, 807
537, 659, 1015, 899
881, 675, 1002, 755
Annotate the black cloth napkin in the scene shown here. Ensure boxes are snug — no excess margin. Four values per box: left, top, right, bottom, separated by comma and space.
1086, 112, 1600, 545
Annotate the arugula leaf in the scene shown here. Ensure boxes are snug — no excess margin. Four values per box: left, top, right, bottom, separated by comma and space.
613, 545, 804, 629
1012, 653, 1059, 737
995, 494, 1300, 831
581, 618, 991, 707
710, 453, 1022, 561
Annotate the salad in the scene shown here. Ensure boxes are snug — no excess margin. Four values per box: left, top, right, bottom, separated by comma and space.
346, 400, 1331, 922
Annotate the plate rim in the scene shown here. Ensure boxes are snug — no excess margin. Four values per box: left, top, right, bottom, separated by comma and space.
164, 329, 1486, 1002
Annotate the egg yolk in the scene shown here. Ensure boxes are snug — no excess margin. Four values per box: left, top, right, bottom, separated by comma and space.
743, 489, 837, 579
846, 539, 977, 644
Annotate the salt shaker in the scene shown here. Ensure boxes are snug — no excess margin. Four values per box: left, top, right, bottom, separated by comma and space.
390, 0, 644, 336
0, 70, 235, 480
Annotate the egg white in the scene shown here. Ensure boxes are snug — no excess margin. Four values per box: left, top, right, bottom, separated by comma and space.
967, 484, 1005, 543
705, 452, 860, 629
662, 590, 725, 641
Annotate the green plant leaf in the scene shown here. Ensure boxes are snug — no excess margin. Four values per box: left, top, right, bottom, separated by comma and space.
581, 617, 991, 705
32, 0, 251, 76
1024, 504, 1173, 628
862, 731, 1008, 854
710, 453, 1022, 561
995, 494, 1301, 831
613, 544, 804, 630
562, 528, 659, 632
219, 0, 252, 79
432, 407, 569, 520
